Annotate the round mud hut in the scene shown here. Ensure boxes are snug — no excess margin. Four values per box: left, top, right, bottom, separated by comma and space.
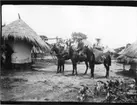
2, 18, 50, 70
117, 41, 137, 74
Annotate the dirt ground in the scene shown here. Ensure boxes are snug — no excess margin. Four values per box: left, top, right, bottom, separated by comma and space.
1, 57, 136, 102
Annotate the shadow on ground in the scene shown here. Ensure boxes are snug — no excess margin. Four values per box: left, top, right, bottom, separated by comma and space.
115, 69, 135, 78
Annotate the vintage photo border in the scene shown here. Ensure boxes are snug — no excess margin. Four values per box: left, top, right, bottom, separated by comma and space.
1, 0, 137, 105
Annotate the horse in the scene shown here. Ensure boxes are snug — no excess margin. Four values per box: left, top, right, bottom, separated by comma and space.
51, 44, 69, 73
68, 44, 90, 76
83, 46, 111, 78
68, 43, 111, 78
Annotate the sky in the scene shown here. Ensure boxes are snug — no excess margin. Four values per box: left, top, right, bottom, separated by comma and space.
2, 5, 137, 48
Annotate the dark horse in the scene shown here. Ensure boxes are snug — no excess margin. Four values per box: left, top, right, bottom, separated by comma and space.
68, 44, 111, 78
84, 46, 111, 78
68, 45, 89, 76
51, 44, 69, 73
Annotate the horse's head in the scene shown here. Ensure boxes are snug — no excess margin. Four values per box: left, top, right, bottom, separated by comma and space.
50, 44, 59, 55
82, 46, 89, 53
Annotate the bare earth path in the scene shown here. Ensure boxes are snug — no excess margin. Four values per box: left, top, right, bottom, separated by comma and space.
1, 59, 134, 102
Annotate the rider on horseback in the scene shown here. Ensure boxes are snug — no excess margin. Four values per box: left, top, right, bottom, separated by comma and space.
76, 39, 87, 64
77, 39, 84, 56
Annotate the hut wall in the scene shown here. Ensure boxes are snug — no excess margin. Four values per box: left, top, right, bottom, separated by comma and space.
8, 40, 32, 64
130, 63, 137, 71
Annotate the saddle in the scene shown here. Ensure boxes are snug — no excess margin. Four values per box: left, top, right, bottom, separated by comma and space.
77, 49, 87, 59
93, 48, 105, 64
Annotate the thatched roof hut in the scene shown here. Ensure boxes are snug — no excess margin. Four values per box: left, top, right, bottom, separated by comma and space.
2, 18, 50, 64
117, 41, 137, 63
118, 49, 125, 55
2, 19, 50, 51
122, 41, 137, 59
117, 40, 137, 72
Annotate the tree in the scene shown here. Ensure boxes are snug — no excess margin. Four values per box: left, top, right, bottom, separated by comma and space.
71, 32, 87, 42
58, 38, 64, 44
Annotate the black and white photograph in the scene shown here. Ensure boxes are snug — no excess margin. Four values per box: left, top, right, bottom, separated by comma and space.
1, 4, 137, 103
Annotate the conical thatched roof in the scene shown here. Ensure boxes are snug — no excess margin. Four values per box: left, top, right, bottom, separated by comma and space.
32, 42, 51, 53
2, 19, 50, 51
122, 40, 137, 58
117, 40, 137, 64
118, 49, 125, 55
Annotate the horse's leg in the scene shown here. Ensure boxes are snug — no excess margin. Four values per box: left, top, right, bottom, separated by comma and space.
91, 64, 95, 78
60, 65, 62, 73
90, 62, 95, 78
84, 61, 88, 75
106, 65, 110, 78
73, 63, 77, 75
59, 64, 62, 73
104, 63, 109, 78
75, 63, 78, 75
62, 64, 65, 73
58, 59, 61, 73
57, 63, 59, 73
72, 63, 74, 75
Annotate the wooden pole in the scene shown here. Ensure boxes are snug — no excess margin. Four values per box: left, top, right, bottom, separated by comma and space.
18, 13, 21, 19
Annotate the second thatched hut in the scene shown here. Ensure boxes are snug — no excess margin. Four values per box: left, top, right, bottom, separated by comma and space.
117, 40, 137, 73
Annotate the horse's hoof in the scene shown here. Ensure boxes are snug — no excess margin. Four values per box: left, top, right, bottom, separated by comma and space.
90, 76, 94, 79
83, 73, 87, 75
105, 76, 109, 78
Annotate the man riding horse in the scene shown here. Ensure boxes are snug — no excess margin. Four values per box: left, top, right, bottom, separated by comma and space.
77, 39, 85, 56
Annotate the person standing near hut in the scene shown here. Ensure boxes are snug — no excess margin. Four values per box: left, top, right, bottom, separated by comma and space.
5, 44, 14, 70
1, 45, 6, 69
